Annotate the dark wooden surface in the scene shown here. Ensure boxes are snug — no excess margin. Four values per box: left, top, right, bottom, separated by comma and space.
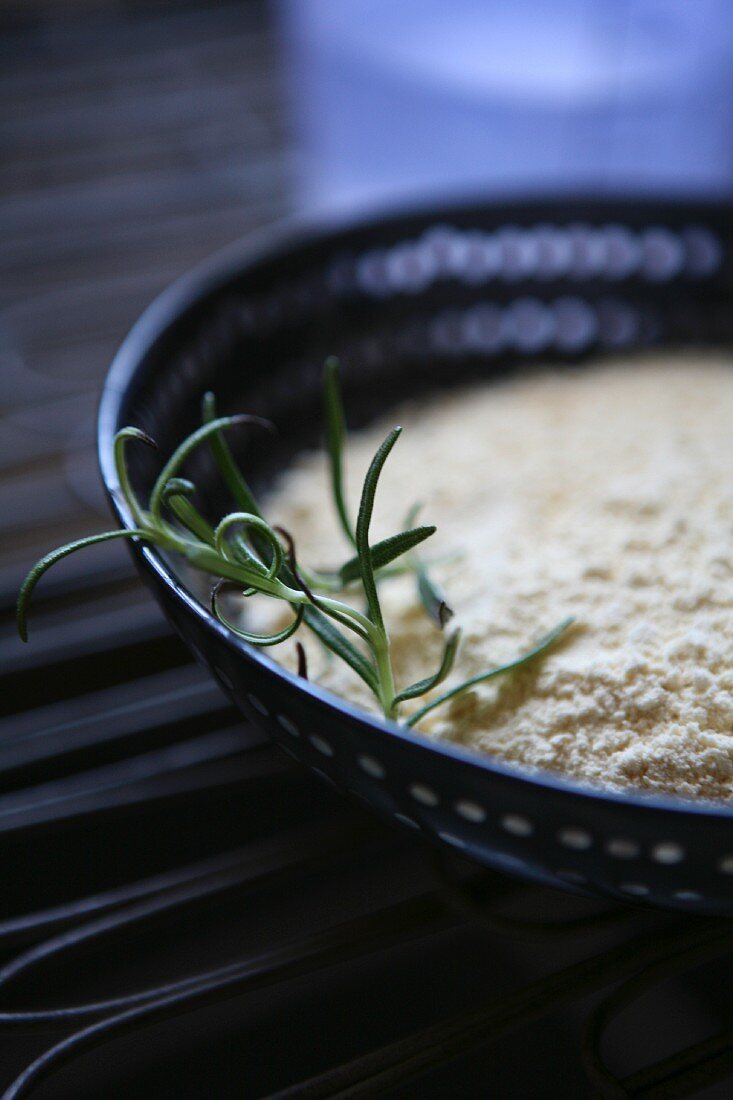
2, 4, 733, 1098
0, 0, 289, 679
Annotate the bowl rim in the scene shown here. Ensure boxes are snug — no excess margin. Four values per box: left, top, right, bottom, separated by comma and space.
98, 197, 733, 824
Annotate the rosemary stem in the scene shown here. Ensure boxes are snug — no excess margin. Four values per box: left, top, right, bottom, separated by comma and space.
316, 595, 381, 644
373, 629, 397, 718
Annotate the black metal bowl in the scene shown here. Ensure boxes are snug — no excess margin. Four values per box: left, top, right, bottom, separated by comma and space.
98, 197, 733, 916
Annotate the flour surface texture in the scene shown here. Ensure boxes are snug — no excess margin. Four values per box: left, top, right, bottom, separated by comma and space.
261, 354, 733, 801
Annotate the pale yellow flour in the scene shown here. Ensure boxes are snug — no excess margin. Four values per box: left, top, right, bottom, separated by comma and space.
257, 353, 733, 800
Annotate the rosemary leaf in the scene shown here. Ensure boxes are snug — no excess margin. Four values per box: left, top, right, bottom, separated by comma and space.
150, 415, 268, 523
303, 607, 379, 693
417, 561, 454, 629
323, 357, 355, 547
113, 427, 157, 526
214, 513, 284, 578
212, 580, 304, 646
162, 478, 216, 545
230, 532, 269, 576
402, 501, 453, 628
394, 628, 461, 704
339, 525, 436, 585
202, 392, 267, 517
405, 617, 574, 728
400, 499, 451, 629
17, 529, 150, 642
355, 426, 402, 630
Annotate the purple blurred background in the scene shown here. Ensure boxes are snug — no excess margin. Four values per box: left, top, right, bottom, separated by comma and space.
280, 0, 733, 214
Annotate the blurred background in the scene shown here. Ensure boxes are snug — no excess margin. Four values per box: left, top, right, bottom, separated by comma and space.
3, 2, 733, 1097
283, 0, 733, 212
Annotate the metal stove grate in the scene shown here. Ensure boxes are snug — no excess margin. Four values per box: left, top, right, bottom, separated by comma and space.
3, 3, 733, 1097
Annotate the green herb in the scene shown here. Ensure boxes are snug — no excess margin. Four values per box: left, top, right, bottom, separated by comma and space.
403, 617, 575, 727
17, 361, 573, 728
338, 525, 436, 586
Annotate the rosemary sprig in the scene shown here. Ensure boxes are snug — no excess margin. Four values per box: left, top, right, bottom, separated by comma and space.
17, 362, 573, 730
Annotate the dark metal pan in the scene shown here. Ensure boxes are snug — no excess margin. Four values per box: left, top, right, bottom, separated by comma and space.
98, 198, 733, 915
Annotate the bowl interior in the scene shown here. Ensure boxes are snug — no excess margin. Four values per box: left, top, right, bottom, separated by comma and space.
111, 200, 733, 529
